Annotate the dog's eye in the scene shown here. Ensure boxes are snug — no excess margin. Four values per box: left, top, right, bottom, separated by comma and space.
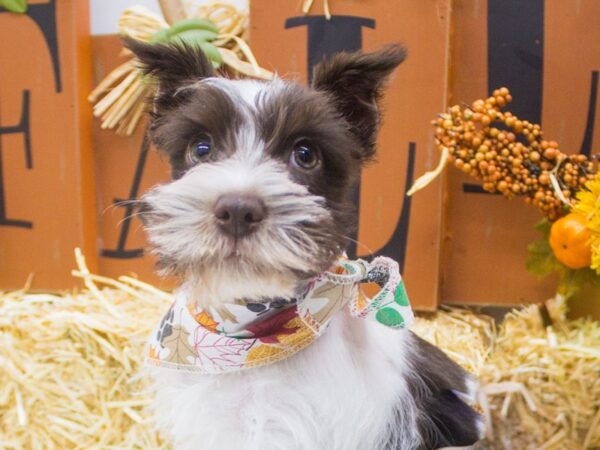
291, 140, 320, 170
187, 136, 212, 164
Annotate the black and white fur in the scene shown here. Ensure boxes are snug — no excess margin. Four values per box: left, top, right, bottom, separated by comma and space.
126, 38, 484, 450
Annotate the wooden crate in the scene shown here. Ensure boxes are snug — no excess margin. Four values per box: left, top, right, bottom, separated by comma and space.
0, 0, 97, 289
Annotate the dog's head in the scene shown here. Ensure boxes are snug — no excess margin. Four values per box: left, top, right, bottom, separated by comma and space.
126, 38, 405, 300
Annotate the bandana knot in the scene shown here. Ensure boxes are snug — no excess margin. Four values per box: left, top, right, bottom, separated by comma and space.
147, 256, 413, 374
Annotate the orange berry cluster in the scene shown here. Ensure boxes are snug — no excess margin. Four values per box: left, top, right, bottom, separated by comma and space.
433, 87, 597, 220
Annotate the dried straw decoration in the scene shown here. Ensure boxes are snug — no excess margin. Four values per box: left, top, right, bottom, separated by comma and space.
88, 3, 273, 136
302, 0, 332, 20
414, 304, 600, 449
0, 250, 172, 449
1, 253, 598, 448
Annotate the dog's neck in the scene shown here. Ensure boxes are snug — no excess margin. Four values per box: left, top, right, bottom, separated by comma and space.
187, 267, 300, 310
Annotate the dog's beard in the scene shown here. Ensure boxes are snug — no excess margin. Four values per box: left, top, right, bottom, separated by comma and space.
140, 157, 341, 305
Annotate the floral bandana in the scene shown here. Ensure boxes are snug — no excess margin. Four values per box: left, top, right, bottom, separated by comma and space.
147, 256, 414, 374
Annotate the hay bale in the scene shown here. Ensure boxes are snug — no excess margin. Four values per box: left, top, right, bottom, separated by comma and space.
413, 305, 600, 449
1, 251, 598, 448
0, 251, 170, 449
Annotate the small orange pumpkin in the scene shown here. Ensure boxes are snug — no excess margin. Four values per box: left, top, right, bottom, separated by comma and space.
549, 213, 592, 269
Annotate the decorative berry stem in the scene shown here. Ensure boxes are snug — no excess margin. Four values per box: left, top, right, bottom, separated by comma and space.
413, 88, 598, 221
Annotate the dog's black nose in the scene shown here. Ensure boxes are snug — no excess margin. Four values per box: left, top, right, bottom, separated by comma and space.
214, 194, 266, 238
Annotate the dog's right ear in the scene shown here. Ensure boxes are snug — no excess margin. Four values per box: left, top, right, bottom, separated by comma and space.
312, 44, 406, 160
123, 37, 214, 115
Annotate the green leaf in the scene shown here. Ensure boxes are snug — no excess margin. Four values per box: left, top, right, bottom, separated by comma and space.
169, 31, 222, 69
169, 18, 219, 35
557, 268, 582, 298
533, 217, 551, 235
199, 41, 222, 67
526, 237, 559, 278
172, 29, 218, 45
1, 0, 27, 13
149, 29, 170, 44
526, 218, 561, 278
557, 266, 600, 298
527, 217, 600, 299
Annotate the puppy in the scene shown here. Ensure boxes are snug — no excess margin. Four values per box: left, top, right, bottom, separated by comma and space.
126, 38, 484, 450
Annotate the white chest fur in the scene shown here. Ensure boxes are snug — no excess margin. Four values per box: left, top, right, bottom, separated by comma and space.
149, 311, 422, 450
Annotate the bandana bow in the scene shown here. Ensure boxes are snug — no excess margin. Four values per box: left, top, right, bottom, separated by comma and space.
147, 256, 413, 374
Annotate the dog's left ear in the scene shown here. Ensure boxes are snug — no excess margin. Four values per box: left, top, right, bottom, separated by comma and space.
123, 37, 214, 116
312, 44, 406, 159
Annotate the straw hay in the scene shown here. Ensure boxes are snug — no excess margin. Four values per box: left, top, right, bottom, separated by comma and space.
0, 250, 171, 449
1, 254, 598, 449
414, 304, 600, 449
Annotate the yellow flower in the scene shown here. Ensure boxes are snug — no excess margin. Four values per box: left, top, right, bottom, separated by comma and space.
573, 173, 600, 274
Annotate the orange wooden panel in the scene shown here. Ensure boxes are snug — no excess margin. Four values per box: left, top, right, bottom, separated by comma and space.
444, 0, 600, 305
542, 0, 600, 151
251, 0, 451, 309
91, 35, 174, 290
0, 0, 97, 289
443, 0, 552, 305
